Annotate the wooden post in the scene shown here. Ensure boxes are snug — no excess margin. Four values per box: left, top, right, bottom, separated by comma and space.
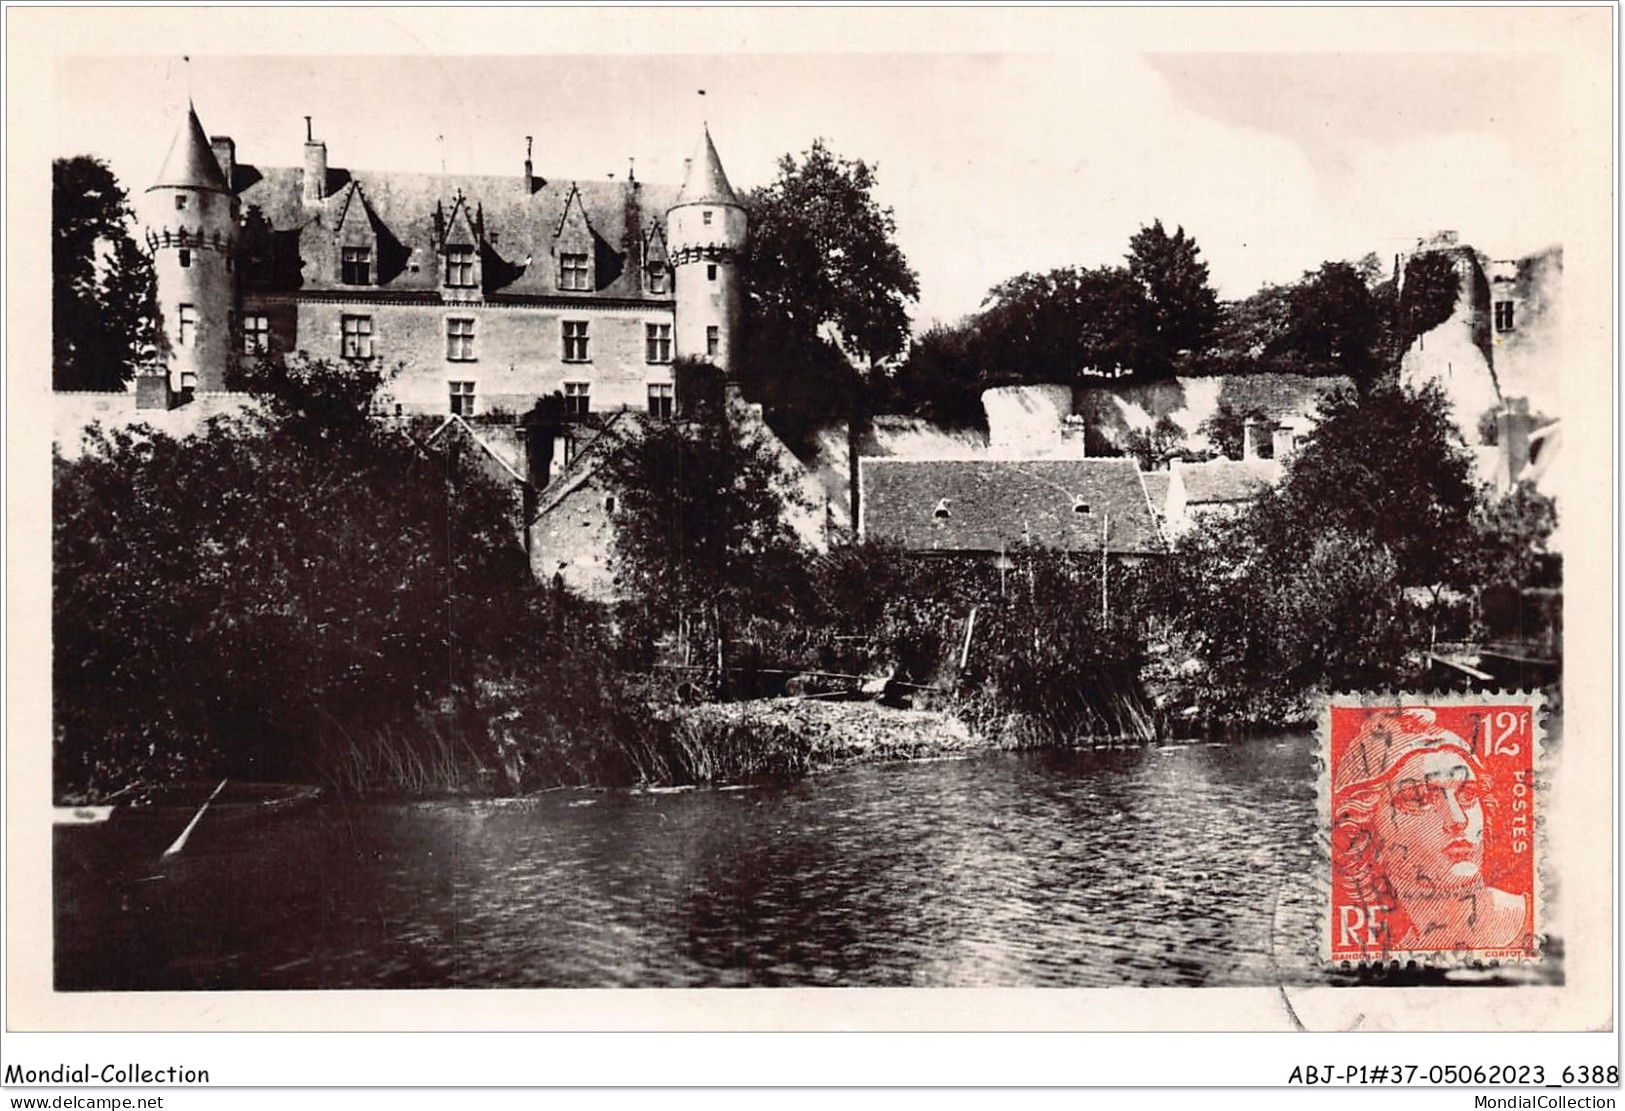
1100, 509, 1109, 626
960, 606, 978, 671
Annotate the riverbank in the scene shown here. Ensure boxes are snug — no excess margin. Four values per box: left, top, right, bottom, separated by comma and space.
656, 696, 992, 782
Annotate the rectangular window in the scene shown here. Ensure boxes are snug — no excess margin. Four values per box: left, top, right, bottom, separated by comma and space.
563, 320, 590, 363
341, 314, 374, 360
707, 263, 718, 281
647, 382, 674, 420
706, 325, 720, 357
449, 381, 476, 416
179, 248, 192, 269
564, 381, 590, 418
647, 264, 669, 295
341, 246, 372, 285
177, 304, 197, 347
446, 247, 476, 288
243, 314, 270, 355
175, 195, 187, 210
559, 252, 590, 291
703, 210, 713, 226
645, 323, 672, 364
447, 317, 475, 361
1495, 300, 1516, 332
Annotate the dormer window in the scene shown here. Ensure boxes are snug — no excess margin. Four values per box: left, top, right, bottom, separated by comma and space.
559, 252, 590, 291
342, 246, 372, 286
446, 246, 476, 288
932, 499, 951, 520
647, 263, 669, 295
1073, 497, 1091, 515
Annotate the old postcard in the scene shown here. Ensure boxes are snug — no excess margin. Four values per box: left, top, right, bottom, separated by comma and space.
6, 6, 1614, 1050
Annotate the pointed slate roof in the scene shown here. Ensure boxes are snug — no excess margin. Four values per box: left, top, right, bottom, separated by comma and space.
674, 126, 739, 207
150, 102, 230, 193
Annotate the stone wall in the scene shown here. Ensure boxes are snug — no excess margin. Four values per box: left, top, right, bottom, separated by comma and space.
258, 298, 677, 417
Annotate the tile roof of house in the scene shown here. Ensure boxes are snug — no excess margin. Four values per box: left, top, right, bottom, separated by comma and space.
1141, 472, 1171, 513
860, 457, 1163, 555
234, 162, 680, 301
1175, 458, 1278, 506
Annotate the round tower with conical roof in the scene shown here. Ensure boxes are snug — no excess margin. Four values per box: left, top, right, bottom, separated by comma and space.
666, 126, 747, 375
143, 101, 239, 396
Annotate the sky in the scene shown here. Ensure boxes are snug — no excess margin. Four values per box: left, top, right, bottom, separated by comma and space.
41, 8, 1591, 331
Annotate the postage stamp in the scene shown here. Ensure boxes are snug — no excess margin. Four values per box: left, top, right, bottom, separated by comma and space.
1322, 693, 1544, 967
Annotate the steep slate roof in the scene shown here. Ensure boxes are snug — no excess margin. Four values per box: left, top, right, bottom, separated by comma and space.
234, 163, 680, 301
861, 458, 1162, 555
1176, 458, 1277, 506
530, 411, 643, 524
1141, 472, 1171, 515
151, 103, 231, 193
675, 126, 739, 207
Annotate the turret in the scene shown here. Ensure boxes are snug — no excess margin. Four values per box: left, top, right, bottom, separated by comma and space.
143, 101, 239, 396
665, 126, 747, 375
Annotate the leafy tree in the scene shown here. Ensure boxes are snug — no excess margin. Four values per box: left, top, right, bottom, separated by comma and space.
53, 355, 531, 800
602, 406, 812, 688
1207, 283, 1296, 372
1122, 413, 1189, 470
977, 266, 1149, 384
1126, 219, 1220, 371
53, 156, 160, 390
1393, 249, 1471, 359
1277, 380, 1477, 593
1270, 260, 1388, 384
1195, 402, 1266, 460
1156, 379, 1485, 725
739, 139, 919, 524
1473, 482, 1559, 591
882, 320, 988, 430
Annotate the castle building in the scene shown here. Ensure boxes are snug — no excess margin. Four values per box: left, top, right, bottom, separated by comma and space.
137, 101, 747, 419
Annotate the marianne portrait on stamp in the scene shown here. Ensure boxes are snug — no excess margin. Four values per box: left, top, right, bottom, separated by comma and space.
1331, 708, 1533, 955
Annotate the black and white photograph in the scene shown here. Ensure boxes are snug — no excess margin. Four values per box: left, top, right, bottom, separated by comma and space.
6, 4, 1616, 1090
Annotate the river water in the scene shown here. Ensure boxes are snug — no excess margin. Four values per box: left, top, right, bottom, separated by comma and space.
53, 731, 1519, 990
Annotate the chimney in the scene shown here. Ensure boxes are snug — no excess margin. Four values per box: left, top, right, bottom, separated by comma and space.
624, 174, 643, 281
1495, 397, 1533, 493
210, 135, 236, 191
524, 135, 534, 195
1242, 417, 1262, 461
1271, 425, 1296, 463
135, 369, 173, 411
303, 117, 327, 206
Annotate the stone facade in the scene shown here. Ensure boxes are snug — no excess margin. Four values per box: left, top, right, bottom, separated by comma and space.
134, 101, 745, 421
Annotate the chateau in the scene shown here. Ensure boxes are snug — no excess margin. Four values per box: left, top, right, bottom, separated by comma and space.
134, 100, 747, 418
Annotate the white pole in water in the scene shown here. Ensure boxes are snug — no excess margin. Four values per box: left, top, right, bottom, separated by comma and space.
161, 778, 228, 859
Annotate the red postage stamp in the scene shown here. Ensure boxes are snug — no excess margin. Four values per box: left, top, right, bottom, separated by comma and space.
1323, 694, 1543, 965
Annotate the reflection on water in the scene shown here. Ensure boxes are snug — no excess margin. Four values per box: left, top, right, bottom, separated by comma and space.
54, 732, 1546, 990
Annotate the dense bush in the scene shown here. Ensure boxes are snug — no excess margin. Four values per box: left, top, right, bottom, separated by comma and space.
56, 358, 538, 800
